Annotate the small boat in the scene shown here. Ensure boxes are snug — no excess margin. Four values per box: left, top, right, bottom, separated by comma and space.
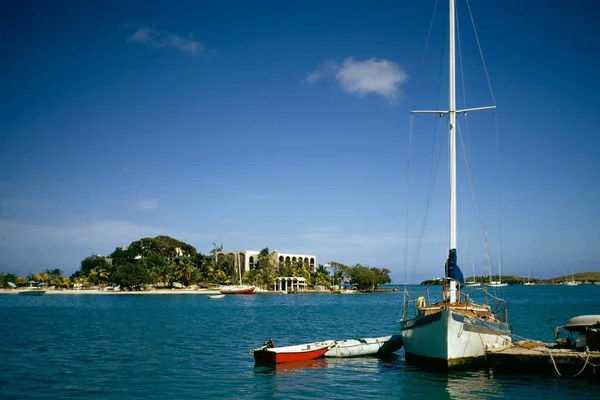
485, 261, 508, 287
207, 294, 225, 299
486, 315, 600, 378
464, 263, 480, 287
564, 269, 580, 286
555, 315, 600, 347
220, 285, 256, 294
250, 339, 335, 364
18, 281, 46, 296
325, 335, 403, 358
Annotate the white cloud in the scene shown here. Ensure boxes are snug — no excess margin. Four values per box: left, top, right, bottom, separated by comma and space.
136, 199, 159, 210
304, 57, 408, 101
303, 60, 339, 84
127, 25, 204, 55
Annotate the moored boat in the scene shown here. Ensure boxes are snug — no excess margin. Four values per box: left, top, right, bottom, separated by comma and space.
207, 294, 225, 299
399, 0, 511, 368
324, 335, 403, 358
486, 315, 600, 378
219, 285, 256, 294
18, 281, 46, 296
251, 339, 335, 364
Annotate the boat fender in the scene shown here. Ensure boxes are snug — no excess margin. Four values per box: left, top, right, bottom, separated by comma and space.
417, 296, 426, 308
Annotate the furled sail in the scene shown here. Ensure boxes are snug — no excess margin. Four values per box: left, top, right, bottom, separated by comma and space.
446, 248, 464, 284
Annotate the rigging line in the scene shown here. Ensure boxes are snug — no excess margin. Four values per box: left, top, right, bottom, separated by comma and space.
466, 0, 496, 105
409, 0, 440, 105
410, 122, 447, 277
456, 12, 474, 262
410, 4, 446, 279
404, 114, 414, 285
457, 121, 489, 251
456, 1, 470, 161
405, 1, 442, 284
493, 110, 505, 273
427, 0, 447, 185
410, 21, 445, 279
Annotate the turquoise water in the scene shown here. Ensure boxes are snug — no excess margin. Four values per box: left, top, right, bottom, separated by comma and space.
1, 285, 598, 399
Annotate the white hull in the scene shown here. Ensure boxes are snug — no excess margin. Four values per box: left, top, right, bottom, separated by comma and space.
324, 335, 403, 358
400, 310, 510, 367
485, 283, 507, 287
464, 282, 480, 287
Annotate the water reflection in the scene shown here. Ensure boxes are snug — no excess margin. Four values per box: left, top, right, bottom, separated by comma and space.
253, 358, 329, 375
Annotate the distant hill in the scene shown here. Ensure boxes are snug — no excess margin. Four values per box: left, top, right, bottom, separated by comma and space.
420, 272, 600, 285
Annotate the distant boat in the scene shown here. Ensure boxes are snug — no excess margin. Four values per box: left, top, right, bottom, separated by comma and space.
207, 294, 225, 299
465, 263, 480, 287
220, 253, 256, 294
18, 281, 46, 296
219, 285, 256, 294
486, 261, 507, 287
250, 339, 335, 364
324, 335, 403, 358
523, 269, 536, 286
564, 270, 580, 286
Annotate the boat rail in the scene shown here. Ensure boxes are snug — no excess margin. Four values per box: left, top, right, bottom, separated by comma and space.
401, 278, 508, 323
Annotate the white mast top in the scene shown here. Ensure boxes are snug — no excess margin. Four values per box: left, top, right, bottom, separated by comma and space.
449, 0, 457, 252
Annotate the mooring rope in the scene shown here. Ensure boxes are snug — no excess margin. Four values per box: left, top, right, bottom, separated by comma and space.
479, 321, 597, 378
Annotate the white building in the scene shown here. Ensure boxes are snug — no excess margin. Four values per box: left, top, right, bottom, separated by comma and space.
274, 277, 307, 292
215, 250, 316, 273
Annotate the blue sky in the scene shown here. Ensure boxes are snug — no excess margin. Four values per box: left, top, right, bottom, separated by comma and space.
1, 0, 598, 283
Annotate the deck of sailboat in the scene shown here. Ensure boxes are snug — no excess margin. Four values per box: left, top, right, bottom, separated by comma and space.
419, 301, 495, 319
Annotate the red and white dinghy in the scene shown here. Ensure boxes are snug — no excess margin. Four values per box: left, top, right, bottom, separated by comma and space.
251, 339, 335, 364
219, 285, 256, 294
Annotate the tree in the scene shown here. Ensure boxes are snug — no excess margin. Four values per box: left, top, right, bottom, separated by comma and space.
79, 255, 112, 277
347, 264, 391, 291
315, 264, 331, 287
0, 272, 19, 288
112, 263, 151, 291
329, 261, 349, 287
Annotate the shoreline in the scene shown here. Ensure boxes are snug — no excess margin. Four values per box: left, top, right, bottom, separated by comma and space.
0, 288, 376, 295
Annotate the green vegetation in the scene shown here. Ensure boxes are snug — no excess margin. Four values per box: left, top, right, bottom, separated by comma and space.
0, 235, 392, 292
420, 272, 600, 285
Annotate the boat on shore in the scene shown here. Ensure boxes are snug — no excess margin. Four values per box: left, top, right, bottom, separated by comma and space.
219, 285, 256, 294
324, 335, 403, 358
251, 339, 335, 364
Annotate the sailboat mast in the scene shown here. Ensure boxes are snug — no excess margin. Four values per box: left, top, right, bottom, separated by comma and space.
449, 0, 457, 253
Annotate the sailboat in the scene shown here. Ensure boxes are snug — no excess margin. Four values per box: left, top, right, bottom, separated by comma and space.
399, 0, 511, 368
220, 253, 256, 294
486, 261, 507, 287
523, 269, 536, 286
564, 269, 580, 286
464, 263, 480, 287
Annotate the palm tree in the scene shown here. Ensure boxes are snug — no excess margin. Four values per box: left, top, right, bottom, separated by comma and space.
315, 264, 331, 287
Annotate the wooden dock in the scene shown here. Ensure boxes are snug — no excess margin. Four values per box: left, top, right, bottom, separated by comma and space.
485, 340, 600, 378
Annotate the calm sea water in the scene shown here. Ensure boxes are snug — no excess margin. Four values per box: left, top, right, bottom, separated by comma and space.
1, 285, 598, 399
